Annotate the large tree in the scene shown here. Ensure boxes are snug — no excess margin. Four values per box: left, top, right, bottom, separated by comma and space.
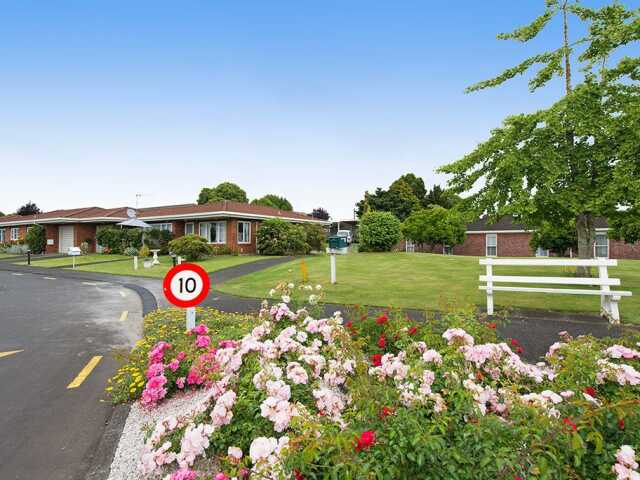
311, 207, 330, 220
424, 185, 461, 209
401, 206, 466, 250
251, 194, 293, 211
197, 182, 248, 204
439, 1, 640, 265
16, 201, 41, 216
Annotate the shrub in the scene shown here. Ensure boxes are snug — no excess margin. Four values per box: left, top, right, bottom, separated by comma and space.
109, 285, 640, 480
144, 228, 173, 255
359, 211, 402, 251
80, 241, 90, 255
302, 223, 327, 252
139, 244, 150, 258
124, 246, 139, 256
257, 218, 309, 255
25, 224, 46, 253
168, 235, 213, 261
96, 227, 143, 254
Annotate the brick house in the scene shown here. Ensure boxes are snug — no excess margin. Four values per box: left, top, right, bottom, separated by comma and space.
0, 201, 328, 254
400, 216, 640, 260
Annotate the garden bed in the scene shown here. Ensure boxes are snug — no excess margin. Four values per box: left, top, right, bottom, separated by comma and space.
108, 283, 640, 479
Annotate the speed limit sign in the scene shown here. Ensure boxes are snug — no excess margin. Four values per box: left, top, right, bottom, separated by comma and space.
163, 263, 211, 310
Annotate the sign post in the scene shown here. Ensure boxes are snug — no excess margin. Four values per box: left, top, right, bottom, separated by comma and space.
163, 263, 211, 330
330, 254, 336, 284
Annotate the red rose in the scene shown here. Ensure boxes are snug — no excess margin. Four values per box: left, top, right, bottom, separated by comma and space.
377, 334, 386, 349
562, 417, 577, 431
516, 347, 524, 354
345, 321, 353, 329
355, 430, 376, 452
487, 322, 497, 329
408, 326, 418, 335
294, 469, 304, 480
583, 386, 597, 397
371, 354, 382, 367
376, 314, 388, 325
510, 338, 519, 346
379, 406, 394, 419
618, 419, 625, 430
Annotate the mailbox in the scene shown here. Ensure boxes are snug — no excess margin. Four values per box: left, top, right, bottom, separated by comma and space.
68, 247, 82, 256
328, 236, 348, 250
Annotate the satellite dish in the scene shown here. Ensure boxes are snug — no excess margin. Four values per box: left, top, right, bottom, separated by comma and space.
127, 208, 137, 218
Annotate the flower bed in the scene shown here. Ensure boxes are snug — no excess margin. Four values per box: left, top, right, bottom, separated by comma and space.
109, 284, 640, 480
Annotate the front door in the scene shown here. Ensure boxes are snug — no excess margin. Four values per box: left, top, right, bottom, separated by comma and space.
59, 225, 75, 253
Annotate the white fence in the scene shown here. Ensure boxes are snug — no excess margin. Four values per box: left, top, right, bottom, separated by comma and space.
479, 258, 632, 322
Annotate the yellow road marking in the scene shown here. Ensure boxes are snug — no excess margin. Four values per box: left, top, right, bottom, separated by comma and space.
67, 355, 103, 389
119, 310, 128, 322
0, 350, 23, 359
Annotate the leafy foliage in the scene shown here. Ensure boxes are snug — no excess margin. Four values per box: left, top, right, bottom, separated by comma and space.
198, 182, 248, 204
401, 207, 466, 249
144, 228, 173, 255
311, 207, 330, 220
301, 223, 326, 252
251, 195, 293, 211
257, 218, 310, 255
25, 224, 46, 253
359, 211, 402, 252
16, 201, 41, 216
530, 220, 577, 256
96, 227, 143, 254
168, 235, 213, 261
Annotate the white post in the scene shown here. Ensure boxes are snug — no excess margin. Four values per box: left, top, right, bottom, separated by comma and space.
72, 256, 76, 269
133, 256, 138, 270
486, 260, 494, 315
186, 307, 196, 330
330, 253, 336, 284
178, 256, 183, 265
598, 263, 612, 319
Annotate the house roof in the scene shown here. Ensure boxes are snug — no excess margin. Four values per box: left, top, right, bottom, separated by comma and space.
0, 201, 327, 226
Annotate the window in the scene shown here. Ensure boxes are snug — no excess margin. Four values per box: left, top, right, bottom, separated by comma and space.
486, 234, 497, 257
535, 246, 550, 257
185, 222, 194, 235
238, 221, 251, 244
10, 227, 20, 241
152, 223, 173, 232
199, 221, 226, 244
595, 233, 609, 258
0, 229, 4, 243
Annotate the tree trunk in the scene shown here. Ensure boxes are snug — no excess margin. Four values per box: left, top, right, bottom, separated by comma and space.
576, 213, 595, 276
562, 0, 572, 95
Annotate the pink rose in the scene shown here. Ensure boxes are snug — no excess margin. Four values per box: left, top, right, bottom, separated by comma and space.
168, 359, 180, 372
193, 324, 209, 335
176, 377, 186, 389
196, 335, 211, 348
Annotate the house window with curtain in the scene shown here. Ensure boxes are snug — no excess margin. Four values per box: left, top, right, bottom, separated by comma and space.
10, 227, 19, 241
151, 223, 173, 232
535, 246, 550, 257
486, 234, 497, 257
199, 221, 226, 244
185, 222, 194, 235
594, 233, 609, 258
0, 228, 4, 243
238, 221, 251, 244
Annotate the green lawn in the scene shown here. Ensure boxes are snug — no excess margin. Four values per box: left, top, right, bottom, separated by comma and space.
18, 253, 130, 268
74, 254, 267, 278
0, 253, 22, 260
215, 252, 640, 324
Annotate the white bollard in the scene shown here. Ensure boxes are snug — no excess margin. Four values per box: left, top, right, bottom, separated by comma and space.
133, 256, 138, 270
330, 254, 336, 284
178, 256, 183, 265
186, 306, 196, 330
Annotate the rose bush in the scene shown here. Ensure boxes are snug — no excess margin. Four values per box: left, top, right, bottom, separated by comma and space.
109, 284, 640, 480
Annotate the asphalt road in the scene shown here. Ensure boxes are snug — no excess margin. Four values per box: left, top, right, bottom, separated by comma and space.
0, 270, 143, 480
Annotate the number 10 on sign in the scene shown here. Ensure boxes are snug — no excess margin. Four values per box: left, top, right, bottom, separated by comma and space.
163, 263, 211, 330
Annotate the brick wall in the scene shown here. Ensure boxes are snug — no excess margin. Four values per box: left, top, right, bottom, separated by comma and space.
610, 238, 640, 260
74, 224, 97, 253
172, 221, 185, 238
45, 224, 59, 253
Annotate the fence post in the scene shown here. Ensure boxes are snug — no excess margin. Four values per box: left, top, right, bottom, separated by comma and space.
486, 258, 494, 315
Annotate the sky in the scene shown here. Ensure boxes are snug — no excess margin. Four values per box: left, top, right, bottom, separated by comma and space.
1, 0, 633, 220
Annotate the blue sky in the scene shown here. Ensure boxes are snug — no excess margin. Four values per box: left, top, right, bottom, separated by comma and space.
1, 0, 629, 219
